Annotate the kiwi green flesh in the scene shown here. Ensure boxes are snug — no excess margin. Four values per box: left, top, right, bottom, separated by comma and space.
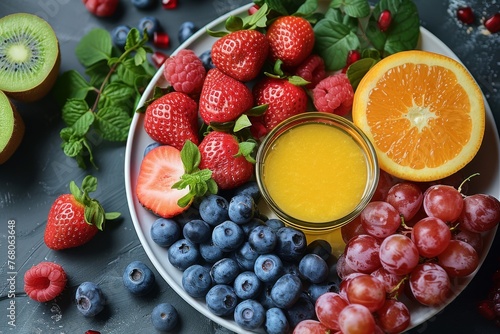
0, 13, 60, 101
0, 91, 25, 164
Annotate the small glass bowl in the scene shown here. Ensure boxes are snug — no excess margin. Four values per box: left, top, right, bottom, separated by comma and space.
255, 112, 379, 234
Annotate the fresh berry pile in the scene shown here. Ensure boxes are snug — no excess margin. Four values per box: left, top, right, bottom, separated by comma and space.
477, 268, 500, 327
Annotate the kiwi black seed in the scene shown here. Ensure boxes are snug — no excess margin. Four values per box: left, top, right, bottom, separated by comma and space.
0, 13, 60, 102
0, 90, 25, 164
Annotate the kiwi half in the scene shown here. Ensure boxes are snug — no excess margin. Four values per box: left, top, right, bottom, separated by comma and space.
0, 90, 25, 164
0, 13, 60, 102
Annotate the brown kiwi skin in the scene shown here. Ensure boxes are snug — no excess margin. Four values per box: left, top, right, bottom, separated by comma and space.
5, 47, 61, 103
0, 101, 25, 164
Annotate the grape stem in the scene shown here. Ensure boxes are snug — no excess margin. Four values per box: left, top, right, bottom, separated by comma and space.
458, 172, 480, 195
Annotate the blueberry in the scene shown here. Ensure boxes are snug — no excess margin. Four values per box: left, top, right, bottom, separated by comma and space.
253, 254, 283, 283
257, 282, 276, 309
111, 25, 131, 50
228, 194, 255, 224
199, 241, 226, 264
122, 261, 156, 295
167, 239, 200, 271
138, 16, 159, 39
240, 218, 264, 237
234, 181, 261, 202
178, 21, 198, 44
275, 226, 307, 262
248, 225, 277, 254
199, 195, 229, 226
233, 271, 262, 300
298, 253, 329, 284
150, 218, 181, 247
75, 282, 105, 317
282, 261, 300, 276
212, 221, 244, 252
205, 284, 238, 317
284, 292, 315, 328
174, 205, 202, 227
151, 302, 178, 332
144, 142, 161, 157
306, 281, 340, 303
199, 50, 214, 71
265, 307, 290, 334
234, 241, 259, 271
131, 0, 155, 9
265, 218, 285, 232
234, 299, 265, 330
182, 264, 213, 298
183, 219, 211, 244
210, 257, 240, 285
270, 273, 302, 309
306, 239, 332, 262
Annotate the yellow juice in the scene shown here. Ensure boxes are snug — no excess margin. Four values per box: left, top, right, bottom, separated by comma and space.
262, 123, 368, 223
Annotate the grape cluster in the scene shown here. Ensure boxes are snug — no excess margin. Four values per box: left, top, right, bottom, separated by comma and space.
321, 171, 500, 333
477, 268, 500, 327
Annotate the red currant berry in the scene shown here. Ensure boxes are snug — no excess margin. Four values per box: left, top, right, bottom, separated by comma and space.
153, 32, 170, 49
342, 50, 361, 73
162, 0, 178, 10
484, 13, 500, 34
378, 10, 392, 32
248, 5, 260, 15
457, 7, 475, 25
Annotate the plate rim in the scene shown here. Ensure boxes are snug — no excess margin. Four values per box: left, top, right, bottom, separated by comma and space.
124, 3, 500, 333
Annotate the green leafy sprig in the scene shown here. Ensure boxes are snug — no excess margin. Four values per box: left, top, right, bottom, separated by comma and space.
53, 28, 156, 169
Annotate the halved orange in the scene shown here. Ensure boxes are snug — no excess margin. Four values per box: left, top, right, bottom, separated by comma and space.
352, 50, 485, 182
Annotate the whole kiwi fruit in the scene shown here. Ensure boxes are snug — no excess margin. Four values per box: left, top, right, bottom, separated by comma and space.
0, 90, 25, 164
0, 13, 60, 102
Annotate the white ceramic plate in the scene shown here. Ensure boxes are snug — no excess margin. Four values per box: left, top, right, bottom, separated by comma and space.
124, 3, 500, 333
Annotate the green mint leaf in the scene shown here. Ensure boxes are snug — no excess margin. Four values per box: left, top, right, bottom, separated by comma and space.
117, 58, 148, 87
226, 15, 244, 32
238, 141, 257, 163
85, 59, 110, 87
75, 28, 112, 67
330, 0, 370, 18
134, 47, 147, 66
99, 82, 136, 109
61, 136, 83, 158
347, 57, 378, 91
105, 212, 121, 220
234, 115, 253, 132
242, 3, 268, 29
53, 70, 92, 107
180, 140, 201, 174
314, 19, 360, 71
366, 0, 420, 57
124, 28, 143, 51
362, 48, 381, 60
61, 99, 91, 126
95, 107, 131, 142
295, 0, 318, 16
207, 178, 218, 195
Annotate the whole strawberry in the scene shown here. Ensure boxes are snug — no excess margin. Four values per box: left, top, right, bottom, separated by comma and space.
266, 16, 315, 68
211, 29, 269, 82
144, 91, 199, 150
199, 68, 253, 124
199, 131, 254, 190
44, 176, 120, 250
82, 0, 118, 17
253, 76, 308, 132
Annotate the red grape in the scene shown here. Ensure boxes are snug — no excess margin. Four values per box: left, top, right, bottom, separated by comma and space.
346, 274, 386, 312
386, 182, 423, 221
379, 234, 419, 275
336, 252, 356, 279
375, 299, 410, 333
411, 216, 451, 258
409, 263, 451, 306
438, 239, 479, 277
459, 194, 500, 233
338, 304, 376, 334
371, 267, 405, 298
423, 184, 464, 222
341, 215, 367, 244
453, 229, 483, 254
345, 234, 381, 274
293, 319, 330, 333
339, 272, 365, 300
360, 201, 401, 238
315, 292, 348, 331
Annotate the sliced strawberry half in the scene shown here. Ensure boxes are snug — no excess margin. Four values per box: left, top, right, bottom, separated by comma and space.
136, 145, 191, 218
24, 261, 67, 302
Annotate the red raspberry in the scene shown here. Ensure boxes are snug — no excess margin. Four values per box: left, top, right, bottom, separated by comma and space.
82, 0, 119, 17
294, 54, 326, 89
164, 49, 207, 95
24, 262, 67, 302
312, 73, 354, 116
